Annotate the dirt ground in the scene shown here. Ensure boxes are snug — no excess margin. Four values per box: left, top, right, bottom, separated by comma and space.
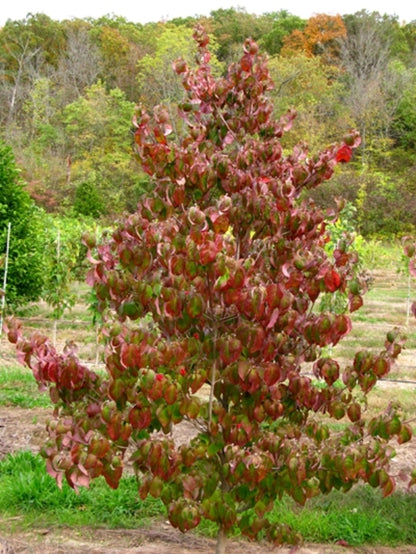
3, 525, 416, 554
1, 406, 416, 554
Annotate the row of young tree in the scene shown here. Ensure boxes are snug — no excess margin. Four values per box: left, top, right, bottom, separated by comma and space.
0, 139, 97, 309
0, 9, 416, 234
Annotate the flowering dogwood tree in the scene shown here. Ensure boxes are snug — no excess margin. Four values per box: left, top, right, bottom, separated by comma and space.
7, 26, 413, 554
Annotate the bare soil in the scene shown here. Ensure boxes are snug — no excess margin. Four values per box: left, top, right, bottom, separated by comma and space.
3, 524, 416, 554
1, 406, 416, 554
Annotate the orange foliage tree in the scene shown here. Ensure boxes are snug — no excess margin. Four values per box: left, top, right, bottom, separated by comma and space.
282, 14, 346, 64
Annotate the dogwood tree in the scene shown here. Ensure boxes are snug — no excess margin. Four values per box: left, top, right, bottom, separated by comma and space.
7, 26, 413, 554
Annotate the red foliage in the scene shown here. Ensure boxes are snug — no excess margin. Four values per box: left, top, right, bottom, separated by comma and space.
336, 144, 353, 163
6, 26, 413, 547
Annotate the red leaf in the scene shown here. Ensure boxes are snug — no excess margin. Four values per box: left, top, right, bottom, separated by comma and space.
210, 212, 229, 233
172, 186, 185, 206
120, 343, 141, 369
263, 363, 280, 386
199, 242, 218, 265
219, 337, 242, 365
373, 357, 390, 378
398, 424, 412, 444
334, 314, 352, 336
240, 54, 252, 72
238, 360, 250, 381
129, 406, 152, 430
249, 325, 266, 353
382, 476, 395, 497
164, 383, 178, 405
90, 438, 110, 458
306, 280, 320, 302
109, 379, 125, 402
266, 283, 284, 308
267, 308, 279, 330
230, 266, 245, 289
349, 294, 363, 312
103, 466, 122, 489
107, 414, 123, 441
186, 294, 205, 318
336, 145, 352, 163
169, 255, 185, 275
347, 402, 361, 422
324, 269, 341, 292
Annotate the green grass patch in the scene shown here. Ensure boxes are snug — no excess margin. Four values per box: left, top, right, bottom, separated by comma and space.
0, 366, 51, 408
269, 486, 416, 546
0, 451, 165, 530
1, 451, 416, 546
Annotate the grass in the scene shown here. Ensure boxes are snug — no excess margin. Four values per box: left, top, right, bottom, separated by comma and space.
0, 366, 51, 408
1, 451, 415, 546
269, 487, 416, 546
0, 451, 165, 530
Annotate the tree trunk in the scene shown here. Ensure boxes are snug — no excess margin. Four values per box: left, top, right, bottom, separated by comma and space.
52, 318, 58, 347
215, 526, 226, 554
406, 272, 411, 327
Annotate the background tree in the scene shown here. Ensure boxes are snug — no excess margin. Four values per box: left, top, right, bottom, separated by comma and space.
204, 7, 269, 62
89, 15, 147, 101
282, 14, 346, 64
42, 215, 93, 344
395, 20, 416, 64
0, 140, 46, 306
259, 10, 306, 56
136, 24, 223, 136
268, 53, 351, 149
0, 23, 43, 127
1, 10, 416, 235
62, 81, 145, 214
56, 24, 102, 103
390, 65, 416, 152
136, 25, 199, 113
0, 14, 64, 128
339, 11, 398, 164
7, 29, 414, 554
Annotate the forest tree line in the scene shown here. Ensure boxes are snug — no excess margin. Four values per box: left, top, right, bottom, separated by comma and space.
1, 7, 416, 236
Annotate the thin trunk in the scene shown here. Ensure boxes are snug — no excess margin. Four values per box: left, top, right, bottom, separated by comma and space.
6, 41, 41, 123
52, 317, 58, 348
95, 322, 100, 365
7, 65, 22, 123
53, 229, 61, 347
0, 222, 11, 337
66, 155, 72, 185
208, 325, 218, 430
406, 272, 411, 327
215, 526, 226, 554
361, 125, 367, 167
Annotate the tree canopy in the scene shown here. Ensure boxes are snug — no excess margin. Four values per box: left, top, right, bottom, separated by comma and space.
7, 28, 414, 553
